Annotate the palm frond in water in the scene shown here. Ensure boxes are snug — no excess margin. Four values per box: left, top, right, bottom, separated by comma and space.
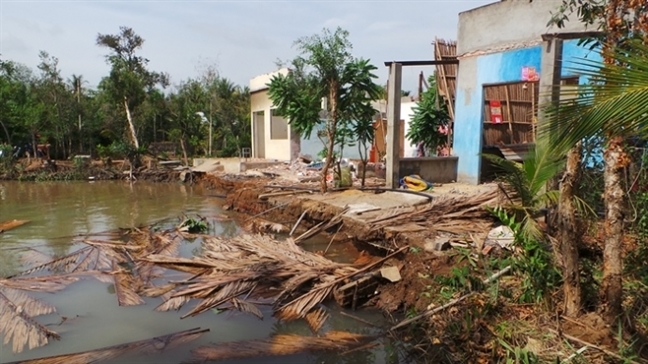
142, 234, 369, 331
112, 262, 145, 306
231, 297, 263, 319
190, 330, 375, 362
6, 327, 209, 364
0, 288, 60, 353
275, 284, 335, 321
155, 295, 190, 312
304, 307, 329, 333
180, 280, 256, 318
0, 275, 79, 293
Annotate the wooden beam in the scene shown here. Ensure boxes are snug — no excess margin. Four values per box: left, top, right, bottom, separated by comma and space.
384, 60, 458, 67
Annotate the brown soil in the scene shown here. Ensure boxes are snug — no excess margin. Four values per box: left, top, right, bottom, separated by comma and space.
200, 173, 458, 315
377, 253, 455, 313
200, 173, 635, 363
2, 158, 187, 183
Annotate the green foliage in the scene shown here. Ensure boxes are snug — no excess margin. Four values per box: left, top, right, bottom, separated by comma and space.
267, 27, 381, 191
540, 40, 648, 154
490, 207, 561, 304
178, 216, 209, 233
497, 338, 539, 364
406, 75, 449, 152
435, 266, 483, 292
482, 145, 563, 240
0, 28, 250, 166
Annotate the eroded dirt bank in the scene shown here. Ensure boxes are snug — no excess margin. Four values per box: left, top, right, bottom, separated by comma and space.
200, 173, 498, 316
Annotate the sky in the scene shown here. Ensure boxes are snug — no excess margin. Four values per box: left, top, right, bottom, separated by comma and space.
1, 0, 494, 94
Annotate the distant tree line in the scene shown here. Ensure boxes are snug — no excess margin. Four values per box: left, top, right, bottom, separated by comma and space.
0, 26, 250, 161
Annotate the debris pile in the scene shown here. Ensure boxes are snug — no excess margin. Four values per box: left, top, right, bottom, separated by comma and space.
141, 234, 407, 331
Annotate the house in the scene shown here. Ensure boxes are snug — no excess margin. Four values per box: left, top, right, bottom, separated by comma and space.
249, 68, 299, 161
249, 69, 419, 162
452, 0, 601, 184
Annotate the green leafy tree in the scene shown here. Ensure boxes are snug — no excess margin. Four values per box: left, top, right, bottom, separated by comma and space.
96, 26, 168, 149
406, 75, 449, 155
268, 27, 381, 192
35, 51, 74, 158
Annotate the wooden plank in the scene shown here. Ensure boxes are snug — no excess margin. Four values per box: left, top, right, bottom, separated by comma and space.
504, 85, 515, 144
0, 220, 30, 233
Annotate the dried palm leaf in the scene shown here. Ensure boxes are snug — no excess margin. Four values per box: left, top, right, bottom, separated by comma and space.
111, 262, 145, 306
231, 297, 263, 319
7, 327, 208, 364
304, 307, 329, 333
275, 284, 334, 321
0, 288, 60, 353
0, 275, 79, 293
140, 283, 176, 298
190, 331, 375, 361
18, 249, 52, 268
181, 280, 256, 318
140, 255, 221, 274
155, 295, 190, 312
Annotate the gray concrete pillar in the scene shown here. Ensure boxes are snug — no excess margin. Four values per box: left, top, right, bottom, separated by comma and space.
537, 38, 563, 137
386, 63, 402, 189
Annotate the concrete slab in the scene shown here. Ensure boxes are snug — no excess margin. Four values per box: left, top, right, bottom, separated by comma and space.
193, 158, 241, 174
191, 160, 223, 173
305, 189, 429, 210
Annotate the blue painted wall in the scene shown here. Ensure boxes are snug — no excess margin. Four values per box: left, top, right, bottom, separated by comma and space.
454, 40, 601, 184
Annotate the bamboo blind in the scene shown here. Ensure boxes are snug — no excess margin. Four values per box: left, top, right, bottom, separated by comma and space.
483, 81, 539, 146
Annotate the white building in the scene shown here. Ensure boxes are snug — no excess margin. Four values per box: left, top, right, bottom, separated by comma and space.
249, 69, 419, 161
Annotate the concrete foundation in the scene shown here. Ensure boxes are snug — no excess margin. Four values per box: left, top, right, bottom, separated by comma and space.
399, 156, 458, 184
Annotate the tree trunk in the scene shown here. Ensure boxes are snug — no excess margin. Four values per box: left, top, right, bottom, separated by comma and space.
601, 136, 625, 324
0, 119, 11, 145
558, 142, 583, 317
359, 142, 367, 187
180, 137, 189, 167
123, 97, 139, 149
320, 122, 335, 193
320, 88, 339, 193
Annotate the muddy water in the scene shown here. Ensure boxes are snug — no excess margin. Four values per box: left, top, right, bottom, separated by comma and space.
0, 181, 396, 364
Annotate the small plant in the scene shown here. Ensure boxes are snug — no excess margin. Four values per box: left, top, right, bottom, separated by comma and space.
435, 266, 483, 292
490, 206, 561, 304
178, 216, 209, 233
497, 338, 539, 364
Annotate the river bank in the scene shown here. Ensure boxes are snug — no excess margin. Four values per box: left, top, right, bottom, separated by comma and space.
1, 164, 630, 363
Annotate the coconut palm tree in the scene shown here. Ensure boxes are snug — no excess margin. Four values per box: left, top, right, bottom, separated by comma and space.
544, 40, 648, 323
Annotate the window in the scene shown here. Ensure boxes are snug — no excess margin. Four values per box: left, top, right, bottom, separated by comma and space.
270, 109, 288, 140
483, 81, 538, 146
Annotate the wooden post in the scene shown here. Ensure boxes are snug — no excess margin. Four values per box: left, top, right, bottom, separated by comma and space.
385, 63, 402, 189
537, 38, 564, 141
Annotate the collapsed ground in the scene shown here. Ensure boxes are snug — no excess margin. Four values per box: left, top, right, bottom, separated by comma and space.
200, 173, 642, 364
2, 160, 645, 363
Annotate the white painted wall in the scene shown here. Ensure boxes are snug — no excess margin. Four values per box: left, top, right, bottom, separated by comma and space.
249, 68, 289, 93
373, 97, 419, 157
250, 90, 291, 161
401, 101, 418, 157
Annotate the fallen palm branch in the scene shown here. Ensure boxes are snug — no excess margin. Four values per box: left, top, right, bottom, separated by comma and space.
6, 327, 208, 364
367, 190, 499, 233
141, 234, 407, 331
190, 330, 377, 362
183, 266, 511, 363
0, 228, 184, 353
0, 288, 61, 354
